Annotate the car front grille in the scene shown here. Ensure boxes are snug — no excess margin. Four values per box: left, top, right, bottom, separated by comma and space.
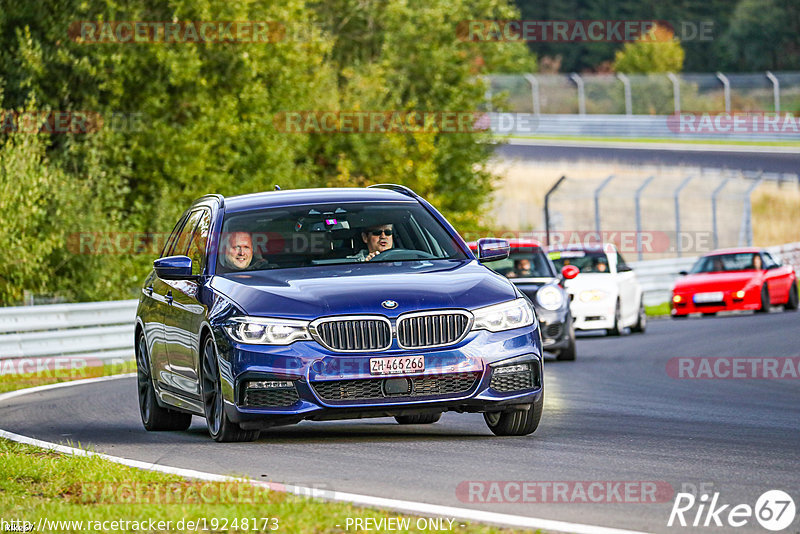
544, 323, 562, 339
312, 317, 392, 352
396, 311, 470, 349
242, 386, 300, 408
312, 372, 479, 401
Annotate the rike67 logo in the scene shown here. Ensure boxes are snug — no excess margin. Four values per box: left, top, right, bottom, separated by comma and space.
668, 490, 796, 531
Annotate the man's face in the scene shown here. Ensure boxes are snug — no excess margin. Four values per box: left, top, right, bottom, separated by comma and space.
362, 224, 393, 253
224, 232, 253, 269
517, 259, 531, 272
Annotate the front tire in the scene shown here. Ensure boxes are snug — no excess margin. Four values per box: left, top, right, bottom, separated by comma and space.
484, 394, 543, 436
556, 320, 576, 361
757, 285, 770, 313
201, 336, 259, 443
607, 301, 622, 336
631, 301, 647, 333
395, 413, 442, 425
136, 332, 192, 432
785, 283, 798, 311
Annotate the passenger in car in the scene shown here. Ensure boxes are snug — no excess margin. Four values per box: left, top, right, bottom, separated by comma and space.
751, 254, 763, 271
352, 224, 394, 261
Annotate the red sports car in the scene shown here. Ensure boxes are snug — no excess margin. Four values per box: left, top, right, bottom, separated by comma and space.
671, 247, 798, 317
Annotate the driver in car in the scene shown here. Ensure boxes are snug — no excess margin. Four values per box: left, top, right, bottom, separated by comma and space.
355, 223, 394, 261
220, 231, 271, 271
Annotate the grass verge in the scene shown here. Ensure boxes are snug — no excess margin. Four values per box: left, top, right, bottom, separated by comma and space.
0, 367, 534, 533
645, 302, 671, 317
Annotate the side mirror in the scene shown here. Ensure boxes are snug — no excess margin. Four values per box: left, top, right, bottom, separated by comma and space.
476, 238, 510, 262
154, 255, 196, 280
561, 265, 580, 280
679, 270, 688, 276
617, 265, 632, 273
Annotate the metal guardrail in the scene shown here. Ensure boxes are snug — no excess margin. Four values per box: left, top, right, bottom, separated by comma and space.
0, 300, 137, 368
488, 113, 800, 141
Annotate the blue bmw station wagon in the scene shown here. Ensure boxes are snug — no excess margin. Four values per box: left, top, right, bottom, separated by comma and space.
135, 185, 544, 441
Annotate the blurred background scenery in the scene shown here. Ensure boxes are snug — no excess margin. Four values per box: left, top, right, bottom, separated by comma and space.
1, 0, 799, 305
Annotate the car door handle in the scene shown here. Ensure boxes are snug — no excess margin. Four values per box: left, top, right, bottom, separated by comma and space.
166, 290, 173, 304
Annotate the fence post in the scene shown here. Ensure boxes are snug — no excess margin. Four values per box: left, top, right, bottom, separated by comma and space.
765, 71, 780, 113
594, 175, 616, 235
544, 175, 567, 246
740, 172, 764, 246
481, 75, 493, 112
523, 73, 541, 115
716, 72, 731, 113
667, 72, 680, 114
711, 175, 732, 250
569, 73, 586, 115
617, 73, 632, 115
673, 174, 695, 257
635, 175, 656, 260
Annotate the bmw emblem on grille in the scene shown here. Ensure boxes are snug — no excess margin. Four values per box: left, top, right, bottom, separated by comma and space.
381, 300, 398, 309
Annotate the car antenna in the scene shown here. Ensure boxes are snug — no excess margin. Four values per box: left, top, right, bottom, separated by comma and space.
274, 185, 281, 191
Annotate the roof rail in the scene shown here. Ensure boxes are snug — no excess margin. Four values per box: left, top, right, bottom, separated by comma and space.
366, 183, 419, 198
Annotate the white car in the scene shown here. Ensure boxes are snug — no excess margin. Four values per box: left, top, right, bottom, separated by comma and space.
548, 244, 646, 335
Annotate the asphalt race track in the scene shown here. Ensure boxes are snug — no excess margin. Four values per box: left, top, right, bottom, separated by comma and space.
2, 312, 799, 533
496, 142, 800, 174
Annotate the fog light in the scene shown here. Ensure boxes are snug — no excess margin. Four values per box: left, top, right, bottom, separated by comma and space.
735, 290, 745, 299
494, 363, 531, 375
246, 380, 294, 389
673, 295, 682, 303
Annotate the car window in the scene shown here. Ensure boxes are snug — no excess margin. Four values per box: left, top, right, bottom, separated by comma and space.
690, 253, 761, 273
216, 201, 467, 273
484, 248, 555, 278
616, 252, 630, 270
160, 212, 190, 258
549, 250, 610, 273
171, 209, 205, 257
186, 210, 212, 275
763, 252, 779, 268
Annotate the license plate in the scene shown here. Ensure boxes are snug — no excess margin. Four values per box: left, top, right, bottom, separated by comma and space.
369, 356, 425, 375
693, 292, 724, 303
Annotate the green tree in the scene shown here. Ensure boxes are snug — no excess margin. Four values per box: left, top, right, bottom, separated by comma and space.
613, 24, 685, 74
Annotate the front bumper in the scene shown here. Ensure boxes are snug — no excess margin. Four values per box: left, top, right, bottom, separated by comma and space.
213, 325, 543, 429
535, 307, 572, 350
671, 287, 760, 316
570, 299, 617, 330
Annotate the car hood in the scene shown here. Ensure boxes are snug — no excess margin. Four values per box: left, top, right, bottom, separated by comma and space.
210, 260, 518, 319
673, 271, 760, 292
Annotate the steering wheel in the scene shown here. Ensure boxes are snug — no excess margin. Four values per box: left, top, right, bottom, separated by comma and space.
371, 248, 436, 261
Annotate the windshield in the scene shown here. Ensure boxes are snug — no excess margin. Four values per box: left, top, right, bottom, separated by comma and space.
215, 201, 467, 272
690, 253, 763, 273
484, 248, 556, 279
549, 250, 610, 273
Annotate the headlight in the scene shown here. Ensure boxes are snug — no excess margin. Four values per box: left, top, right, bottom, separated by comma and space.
536, 285, 564, 311
224, 316, 312, 345
579, 289, 609, 302
472, 298, 535, 332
